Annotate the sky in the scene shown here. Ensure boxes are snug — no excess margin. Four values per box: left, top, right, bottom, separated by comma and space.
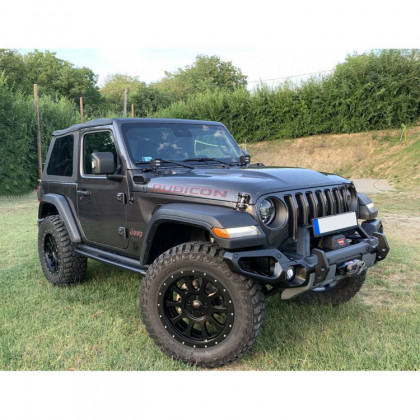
19, 47, 348, 88
4, 0, 419, 88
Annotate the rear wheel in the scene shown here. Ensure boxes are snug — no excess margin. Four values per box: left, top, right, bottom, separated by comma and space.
293, 271, 366, 306
140, 242, 265, 368
38, 215, 87, 286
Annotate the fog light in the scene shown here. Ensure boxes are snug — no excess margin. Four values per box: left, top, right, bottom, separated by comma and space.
286, 267, 295, 280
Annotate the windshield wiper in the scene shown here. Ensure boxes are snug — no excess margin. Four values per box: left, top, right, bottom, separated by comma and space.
183, 157, 235, 166
135, 159, 194, 169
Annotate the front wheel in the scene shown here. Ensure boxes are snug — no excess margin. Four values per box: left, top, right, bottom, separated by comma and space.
293, 271, 367, 306
140, 242, 265, 368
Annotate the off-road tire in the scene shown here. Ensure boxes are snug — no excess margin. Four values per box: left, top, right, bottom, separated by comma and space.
38, 215, 87, 286
140, 242, 265, 368
293, 271, 367, 306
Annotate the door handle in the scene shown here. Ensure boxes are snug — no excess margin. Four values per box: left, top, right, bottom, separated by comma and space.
116, 192, 127, 204
77, 190, 91, 197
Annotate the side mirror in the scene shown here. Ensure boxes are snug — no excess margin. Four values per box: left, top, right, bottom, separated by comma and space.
91, 152, 115, 175
240, 149, 251, 165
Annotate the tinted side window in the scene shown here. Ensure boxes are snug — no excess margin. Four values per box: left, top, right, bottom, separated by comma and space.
83, 131, 118, 175
47, 135, 74, 177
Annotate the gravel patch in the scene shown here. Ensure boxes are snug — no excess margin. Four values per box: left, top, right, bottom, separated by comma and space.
351, 178, 395, 194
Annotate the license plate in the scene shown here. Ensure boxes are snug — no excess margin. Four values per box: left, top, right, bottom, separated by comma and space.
312, 212, 357, 237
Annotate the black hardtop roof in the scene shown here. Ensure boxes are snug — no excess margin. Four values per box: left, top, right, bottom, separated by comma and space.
52, 118, 224, 137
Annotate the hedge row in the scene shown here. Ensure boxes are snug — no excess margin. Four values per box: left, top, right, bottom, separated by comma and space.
154, 50, 420, 141
0, 74, 79, 195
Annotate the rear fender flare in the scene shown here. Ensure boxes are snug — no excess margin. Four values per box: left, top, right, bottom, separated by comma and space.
38, 194, 81, 243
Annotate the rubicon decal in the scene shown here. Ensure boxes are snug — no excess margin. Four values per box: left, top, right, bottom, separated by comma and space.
150, 184, 229, 198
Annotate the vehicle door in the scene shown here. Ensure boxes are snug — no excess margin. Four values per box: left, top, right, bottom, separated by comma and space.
77, 129, 129, 250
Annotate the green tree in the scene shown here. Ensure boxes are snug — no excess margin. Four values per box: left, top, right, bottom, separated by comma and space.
131, 84, 172, 117
24, 50, 101, 108
100, 74, 144, 113
100, 74, 172, 117
153, 55, 247, 102
0, 50, 101, 113
0, 49, 26, 91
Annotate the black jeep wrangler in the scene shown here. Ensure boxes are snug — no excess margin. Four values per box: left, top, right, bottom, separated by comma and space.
37, 118, 389, 367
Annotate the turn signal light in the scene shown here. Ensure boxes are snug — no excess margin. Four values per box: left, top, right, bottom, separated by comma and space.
211, 226, 261, 239
211, 228, 230, 239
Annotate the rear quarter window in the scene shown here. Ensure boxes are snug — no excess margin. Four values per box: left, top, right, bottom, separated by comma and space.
46, 135, 74, 177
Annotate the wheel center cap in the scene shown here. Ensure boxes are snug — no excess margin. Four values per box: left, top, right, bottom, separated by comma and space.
192, 300, 202, 309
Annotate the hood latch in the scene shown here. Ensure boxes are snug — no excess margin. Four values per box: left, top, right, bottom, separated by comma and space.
236, 192, 250, 211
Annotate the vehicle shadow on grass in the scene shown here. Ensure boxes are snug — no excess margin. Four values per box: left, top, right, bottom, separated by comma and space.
44, 260, 144, 317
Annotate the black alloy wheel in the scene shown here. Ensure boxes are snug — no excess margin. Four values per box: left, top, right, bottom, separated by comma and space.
44, 233, 61, 274
140, 242, 265, 367
38, 215, 87, 286
158, 270, 235, 348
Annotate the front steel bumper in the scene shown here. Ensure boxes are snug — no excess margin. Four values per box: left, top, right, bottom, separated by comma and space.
223, 222, 389, 300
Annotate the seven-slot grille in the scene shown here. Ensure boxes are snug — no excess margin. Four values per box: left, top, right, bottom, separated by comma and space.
284, 186, 352, 240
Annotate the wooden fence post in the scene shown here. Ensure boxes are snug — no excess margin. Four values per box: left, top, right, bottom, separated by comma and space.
123, 88, 128, 117
34, 84, 42, 180
80, 97, 84, 123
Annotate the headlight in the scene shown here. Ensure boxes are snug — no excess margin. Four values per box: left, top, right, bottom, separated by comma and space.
259, 199, 275, 225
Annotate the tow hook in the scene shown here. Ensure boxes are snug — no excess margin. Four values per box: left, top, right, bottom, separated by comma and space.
343, 259, 366, 278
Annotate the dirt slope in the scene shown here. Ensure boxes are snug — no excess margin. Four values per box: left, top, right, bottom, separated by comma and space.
247, 125, 420, 188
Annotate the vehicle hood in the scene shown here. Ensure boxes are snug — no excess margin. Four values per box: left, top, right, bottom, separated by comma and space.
144, 167, 351, 204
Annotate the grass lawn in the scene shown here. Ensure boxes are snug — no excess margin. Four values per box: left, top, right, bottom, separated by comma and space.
1, 188, 419, 370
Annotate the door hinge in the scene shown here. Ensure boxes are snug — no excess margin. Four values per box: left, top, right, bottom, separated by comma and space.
116, 192, 127, 204
118, 227, 128, 238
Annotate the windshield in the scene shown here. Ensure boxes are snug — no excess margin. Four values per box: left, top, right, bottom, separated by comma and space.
121, 123, 242, 165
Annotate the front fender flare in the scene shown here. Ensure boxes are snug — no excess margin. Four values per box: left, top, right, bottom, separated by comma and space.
140, 203, 266, 265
